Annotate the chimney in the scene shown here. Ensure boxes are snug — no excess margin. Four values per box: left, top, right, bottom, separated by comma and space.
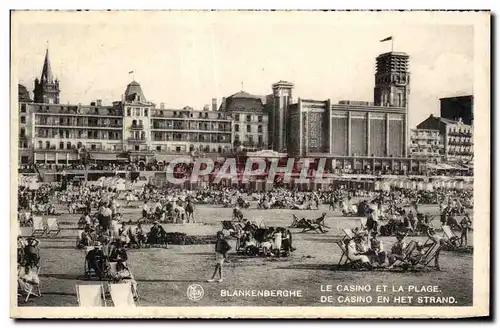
212, 98, 218, 111
220, 97, 226, 111
90, 101, 96, 106
203, 104, 210, 111
160, 103, 165, 109
96, 99, 102, 106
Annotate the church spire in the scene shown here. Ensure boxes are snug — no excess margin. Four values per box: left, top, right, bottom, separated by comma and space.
41, 48, 54, 83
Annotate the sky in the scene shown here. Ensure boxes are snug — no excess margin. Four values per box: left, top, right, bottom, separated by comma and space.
12, 11, 474, 128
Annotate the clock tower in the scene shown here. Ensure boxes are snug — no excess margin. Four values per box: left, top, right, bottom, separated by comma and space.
373, 52, 410, 108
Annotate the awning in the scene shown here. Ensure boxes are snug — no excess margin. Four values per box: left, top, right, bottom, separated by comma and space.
155, 154, 191, 163
91, 153, 124, 161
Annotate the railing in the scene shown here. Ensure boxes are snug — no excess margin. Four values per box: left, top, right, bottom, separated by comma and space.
127, 137, 147, 143
130, 124, 144, 130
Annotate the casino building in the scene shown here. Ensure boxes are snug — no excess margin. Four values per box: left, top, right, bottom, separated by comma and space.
283, 51, 423, 172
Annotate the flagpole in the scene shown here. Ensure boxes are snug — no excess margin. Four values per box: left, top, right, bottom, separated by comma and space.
391, 37, 394, 52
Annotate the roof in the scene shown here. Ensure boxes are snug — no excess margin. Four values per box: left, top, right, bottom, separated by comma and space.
124, 81, 146, 102
272, 80, 294, 87
41, 49, 55, 84
227, 91, 262, 99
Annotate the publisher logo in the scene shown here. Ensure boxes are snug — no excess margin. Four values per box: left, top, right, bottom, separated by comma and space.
187, 284, 204, 301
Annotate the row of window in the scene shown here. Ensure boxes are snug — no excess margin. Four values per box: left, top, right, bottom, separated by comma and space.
234, 124, 264, 133
35, 128, 122, 140
154, 144, 230, 153
155, 110, 225, 119
234, 135, 264, 144
126, 107, 149, 117
151, 121, 231, 131
234, 114, 264, 123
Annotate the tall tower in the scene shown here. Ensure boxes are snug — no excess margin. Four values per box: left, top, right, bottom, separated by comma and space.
373, 52, 410, 108
270, 80, 294, 152
34, 48, 60, 104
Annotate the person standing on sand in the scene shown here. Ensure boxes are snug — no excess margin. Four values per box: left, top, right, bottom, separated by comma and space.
207, 231, 231, 283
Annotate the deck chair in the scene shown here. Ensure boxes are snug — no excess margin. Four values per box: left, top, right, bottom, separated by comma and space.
20, 226, 34, 237
418, 240, 444, 267
314, 213, 329, 229
108, 262, 139, 301
442, 225, 460, 246
359, 217, 367, 230
341, 228, 355, 242
108, 281, 137, 307
18, 266, 41, 303
76, 284, 106, 307
32, 216, 46, 237
46, 218, 60, 237
335, 240, 364, 269
289, 214, 300, 228
300, 220, 327, 234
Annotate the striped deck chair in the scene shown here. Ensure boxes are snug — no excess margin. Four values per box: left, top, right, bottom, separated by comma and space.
418, 240, 444, 268
108, 281, 138, 307
76, 284, 106, 307
46, 218, 60, 237
32, 216, 46, 237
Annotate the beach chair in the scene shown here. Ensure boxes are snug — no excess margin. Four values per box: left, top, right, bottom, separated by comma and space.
314, 213, 329, 229
76, 284, 107, 307
107, 262, 139, 301
341, 228, 355, 242
18, 266, 41, 303
300, 220, 327, 234
46, 218, 60, 237
108, 281, 138, 307
335, 240, 364, 269
289, 214, 300, 228
20, 226, 34, 237
418, 240, 444, 268
442, 225, 460, 246
359, 217, 367, 230
32, 216, 46, 237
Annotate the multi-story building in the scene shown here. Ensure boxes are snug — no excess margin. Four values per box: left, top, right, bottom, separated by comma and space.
285, 51, 419, 172
219, 91, 268, 151
409, 128, 443, 161
18, 48, 234, 167
417, 114, 473, 162
150, 106, 233, 161
440, 95, 473, 126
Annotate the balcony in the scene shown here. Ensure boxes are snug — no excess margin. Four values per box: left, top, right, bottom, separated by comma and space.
130, 124, 144, 130
128, 137, 147, 143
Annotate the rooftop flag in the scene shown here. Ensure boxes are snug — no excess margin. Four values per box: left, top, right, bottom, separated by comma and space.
380, 36, 392, 42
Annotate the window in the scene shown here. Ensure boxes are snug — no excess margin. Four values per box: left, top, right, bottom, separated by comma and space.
258, 135, 263, 145
38, 141, 42, 149
134, 145, 139, 151
156, 145, 161, 151
45, 141, 50, 149
20, 116, 26, 124
20, 128, 25, 137
135, 108, 141, 116
176, 147, 181, 153
59, 142, 64, 149
235, 124, 239, 132
258, 125, 262, 133
234, 114, 240, 121
258, 115, 263, 123
77, 142, 82, 149
20, 104, 26, 113
91, 144, 96, 150
246, 114, 251, 122
247, 125, 251, 133
144, 109, 148, 117
173, 111, 177, 117
67, 142, 72, 150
